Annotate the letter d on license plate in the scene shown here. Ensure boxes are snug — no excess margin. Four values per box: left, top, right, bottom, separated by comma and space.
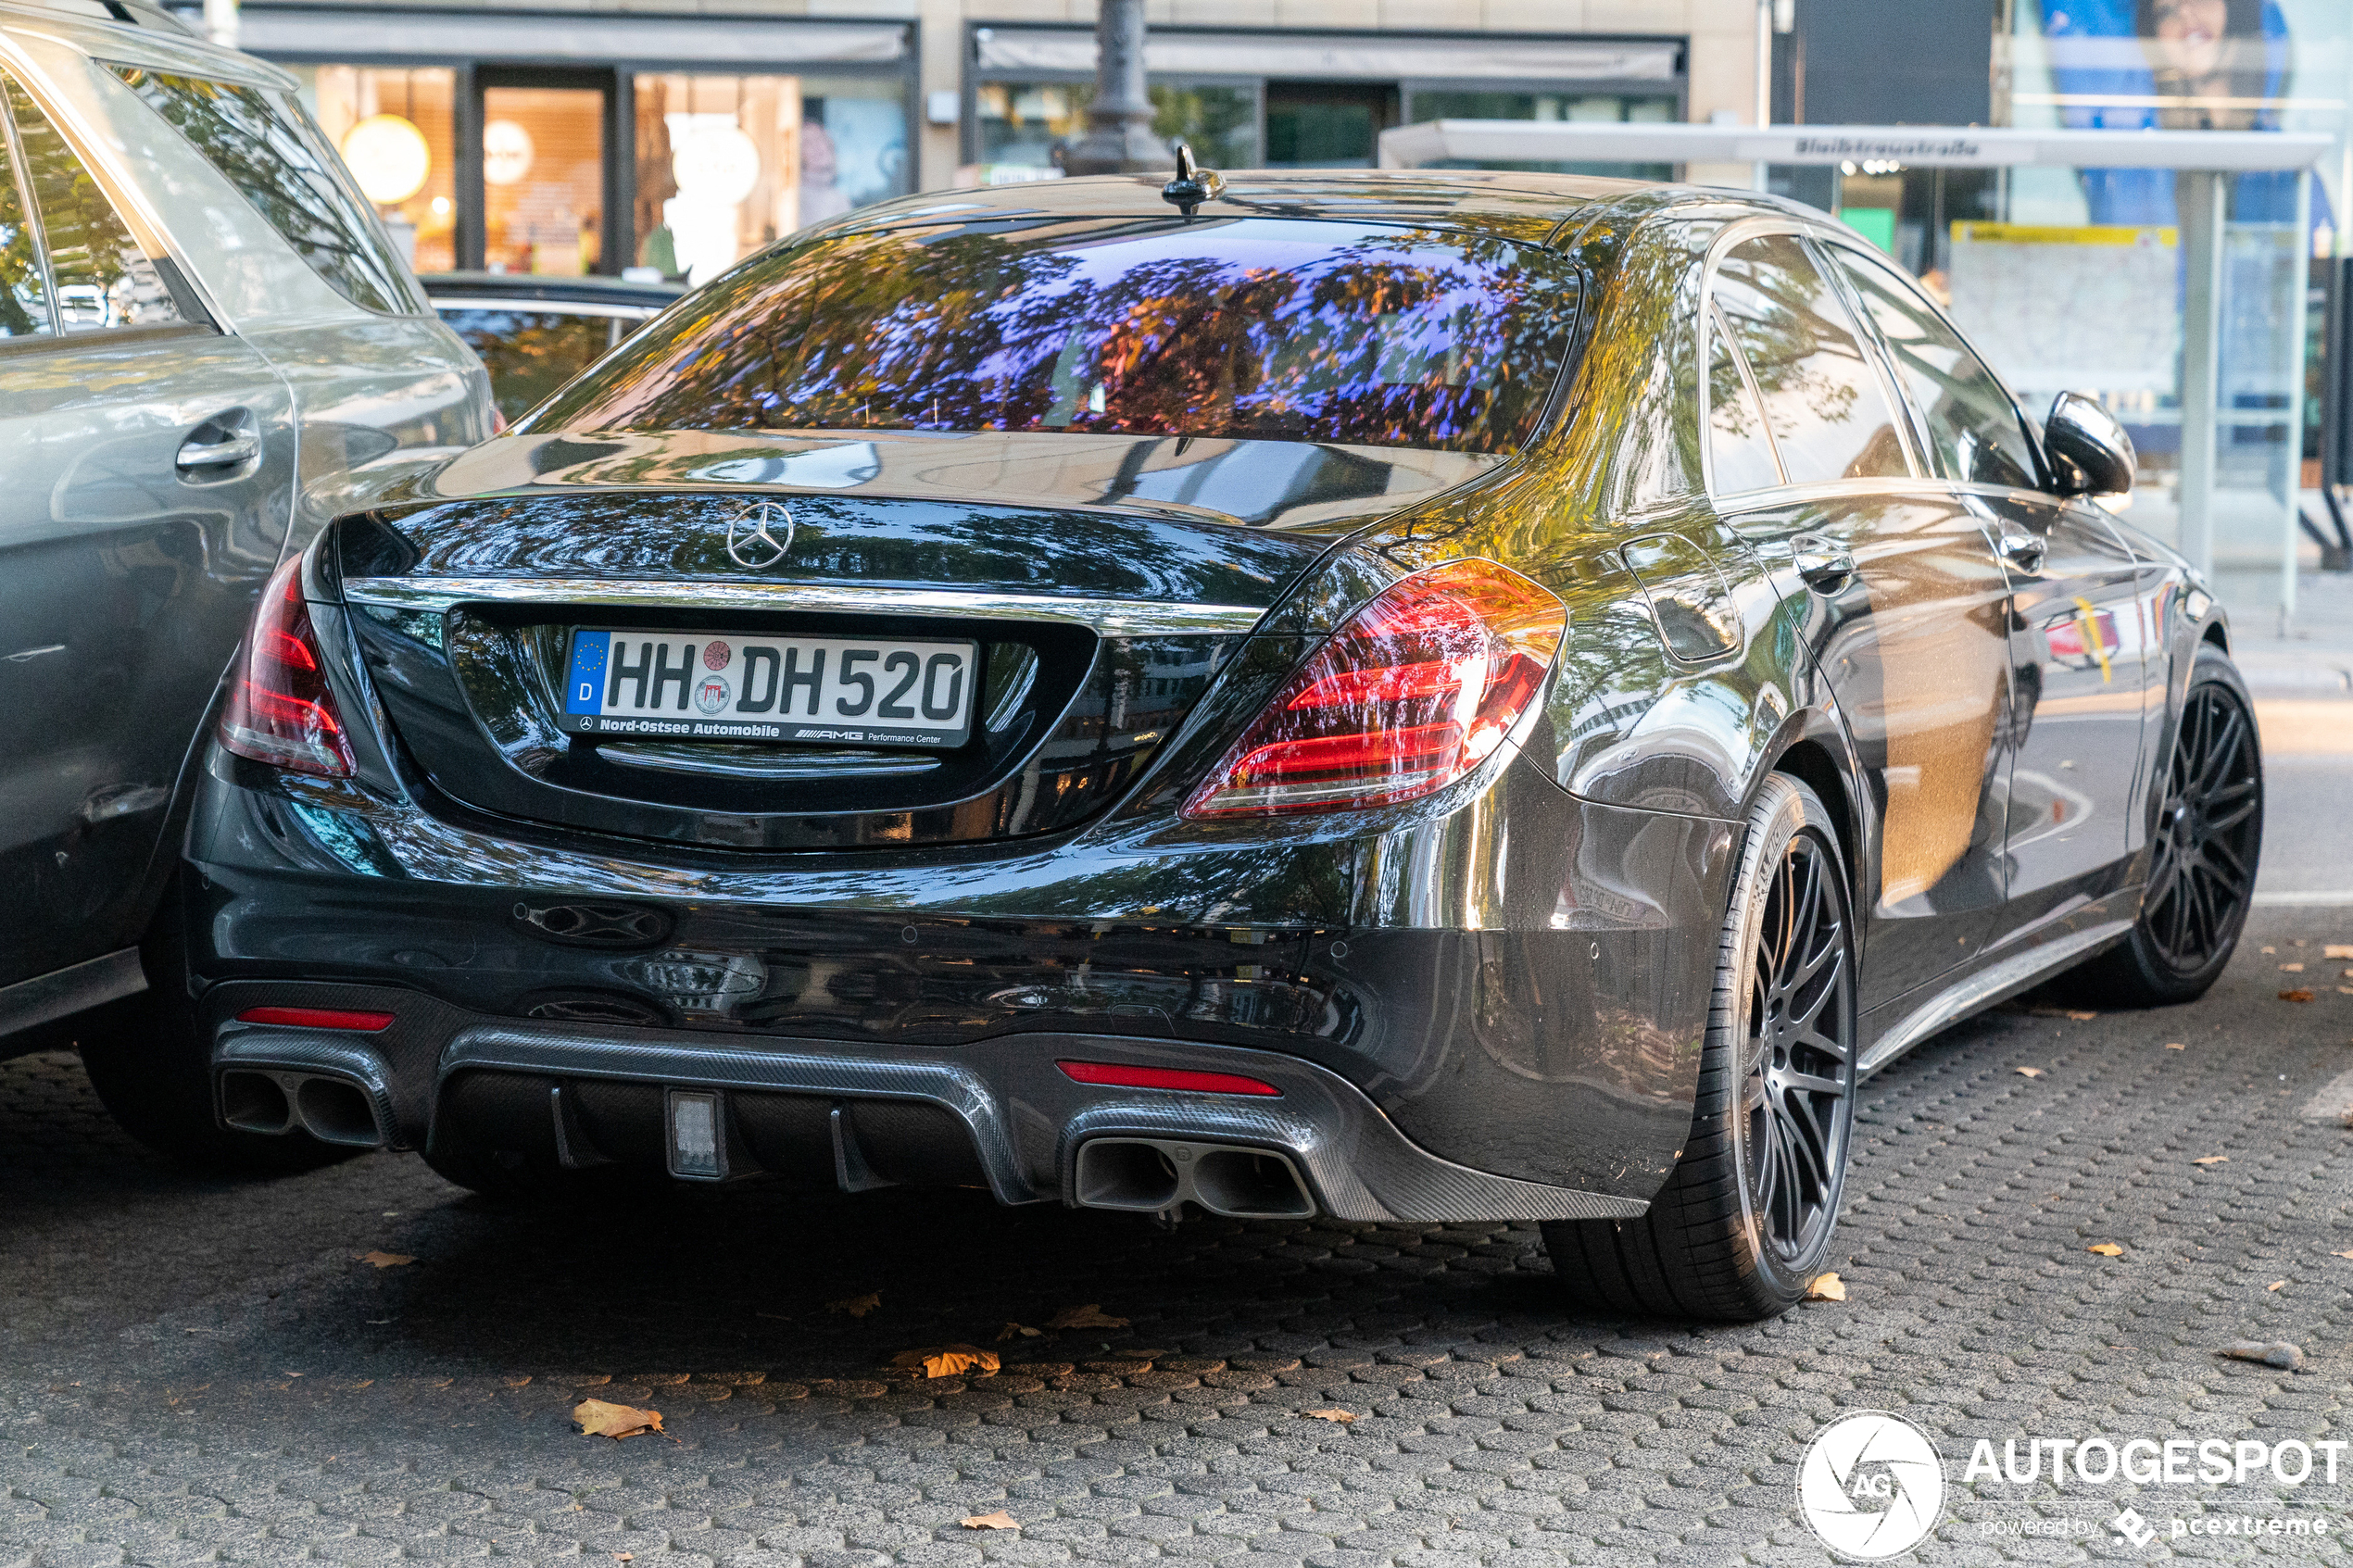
559, 628, 976, 747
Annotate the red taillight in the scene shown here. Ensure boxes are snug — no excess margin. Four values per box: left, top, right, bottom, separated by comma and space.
218, 555, 355, 778
234, 1006, 394, 1032
1182, 558, 1565, 819
1057, 1060, 1282, 1097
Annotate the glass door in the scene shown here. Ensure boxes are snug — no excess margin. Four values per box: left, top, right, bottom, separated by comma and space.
479, 70, 608, 275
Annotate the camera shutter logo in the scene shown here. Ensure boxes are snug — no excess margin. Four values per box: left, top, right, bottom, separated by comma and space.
1797, 1411, 1944, 1559
725, 500, 794, 569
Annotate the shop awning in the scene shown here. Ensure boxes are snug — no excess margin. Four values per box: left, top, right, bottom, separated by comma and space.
213, 6, 910, 67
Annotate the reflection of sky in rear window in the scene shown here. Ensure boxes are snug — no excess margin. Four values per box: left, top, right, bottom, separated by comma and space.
533, 217, 1580, 453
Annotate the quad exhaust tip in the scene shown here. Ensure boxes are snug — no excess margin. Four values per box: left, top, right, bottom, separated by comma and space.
1075, 1136, 1315, 1220
220, 1069, 385, 1148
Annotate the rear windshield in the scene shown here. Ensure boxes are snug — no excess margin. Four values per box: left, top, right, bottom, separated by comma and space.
527, 217, 1581, 453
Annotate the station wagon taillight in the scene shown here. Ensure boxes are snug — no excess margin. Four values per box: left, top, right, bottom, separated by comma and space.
218, 555, 356, 778
1182, 558, 1565, 819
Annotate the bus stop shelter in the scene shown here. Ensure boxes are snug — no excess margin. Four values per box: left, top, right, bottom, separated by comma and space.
1380, 120, 2338, 628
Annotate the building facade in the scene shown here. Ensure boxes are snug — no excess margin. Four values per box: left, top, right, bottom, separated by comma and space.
185, 0, 1776, 282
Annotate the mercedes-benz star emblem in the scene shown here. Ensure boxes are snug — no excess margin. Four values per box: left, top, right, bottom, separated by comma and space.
725, 500, 795, 569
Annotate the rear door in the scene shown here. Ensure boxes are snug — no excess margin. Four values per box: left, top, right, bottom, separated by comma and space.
1704, 227, 2018, 1014
0, 71, 296, 986
1831, 242, 2154, 934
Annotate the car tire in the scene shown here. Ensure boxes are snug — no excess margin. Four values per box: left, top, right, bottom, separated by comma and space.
2068, 645, 2262, 1009
1542, 772, 1859, 1321
79, 873, 357, 1175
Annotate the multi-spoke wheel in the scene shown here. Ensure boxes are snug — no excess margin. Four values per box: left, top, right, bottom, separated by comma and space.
1545, 773, 1857, 1321
2073, 646, 2262, 1007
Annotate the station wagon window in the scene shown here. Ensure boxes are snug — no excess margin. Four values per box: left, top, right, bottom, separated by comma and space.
111, 66, 419, 317
1711, 233, 1908, 485
529, 217, 1579, 455
0, 85, 55, 338
1706, 302, 1780, 494
3, 78, 183, 332
1831, 244, 2040, 491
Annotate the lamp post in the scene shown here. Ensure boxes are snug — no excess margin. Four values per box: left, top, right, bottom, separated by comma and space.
1062, 0, 1164, 176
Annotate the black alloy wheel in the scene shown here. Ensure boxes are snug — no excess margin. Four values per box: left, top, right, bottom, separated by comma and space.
2074, 645, 2262, 1006
1544, 773, 1858, 1321
1738, 825, 1852, 1269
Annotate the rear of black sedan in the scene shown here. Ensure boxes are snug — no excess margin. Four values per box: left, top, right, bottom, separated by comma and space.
115, 170, 1793, 1310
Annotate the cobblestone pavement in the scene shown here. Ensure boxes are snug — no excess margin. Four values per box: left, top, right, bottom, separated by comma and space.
4, 898, 2351, 1566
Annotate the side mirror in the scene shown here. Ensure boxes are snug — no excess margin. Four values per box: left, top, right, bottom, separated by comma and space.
2044, 391, 2135, 498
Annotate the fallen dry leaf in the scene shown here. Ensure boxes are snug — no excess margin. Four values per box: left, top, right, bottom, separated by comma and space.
2281, 962, 2307, 972
505, 1375, 532, 1387
356, 1251, 413, 1269
889, 1344, 1000, 1380
2281, 989, 2315, 1004
827, 1292, 880, 1317
995, 1322, 1041, 1341
2193, 1155, 2229, 1166
2269, 1280, 2288, 1292
2332, 1249, 2353, 1261
2324, 945, 2353, 960
961, 1512, 1019, 1531
2015, 1066, 2044, 1078
2087, 1243, 2124, 1257
2338, 987, 2353, 997
2166, 1042, 2187, 1050
1806, 1273, 1847, 1301
614, 1556, 633, 1564
573, 1399, 663, 1440
1302, 1408, 1358, 1424
1047, 1304, 1129, 1330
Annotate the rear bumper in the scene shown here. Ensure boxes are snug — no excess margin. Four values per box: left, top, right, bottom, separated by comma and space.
201, 980, 1646, 1223
185, 743, 1740, 1202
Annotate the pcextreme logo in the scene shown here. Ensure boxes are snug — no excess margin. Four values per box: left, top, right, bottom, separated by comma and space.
1798, 1411, 1945, 1559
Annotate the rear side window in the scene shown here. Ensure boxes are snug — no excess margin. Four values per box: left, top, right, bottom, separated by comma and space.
4, 76, 183, 332
1705, 302, 1780, 493
438, 306, 623, 423
110, 65, 418, 316
1712, 233, 1909, 485
0, 85, 54, 338
1833, 245, 2040, 490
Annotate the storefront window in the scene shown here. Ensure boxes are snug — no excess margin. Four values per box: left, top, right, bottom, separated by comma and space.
633, 73, 906, 285
973, 81, 1255, 176
483, 85, 603, 276
296, 66, 456, 273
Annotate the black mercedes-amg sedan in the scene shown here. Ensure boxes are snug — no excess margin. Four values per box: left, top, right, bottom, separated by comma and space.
88, 167, 2261, 1321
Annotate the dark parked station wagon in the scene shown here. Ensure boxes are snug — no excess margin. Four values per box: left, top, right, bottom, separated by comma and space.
94, 167, 2258, 1321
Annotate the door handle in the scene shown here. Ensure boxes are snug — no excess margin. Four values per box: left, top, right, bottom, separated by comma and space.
177, 433, 258, 470
1996, 533, 2048, 574
1790, 534, 1856, 592
177, 408, 260, 477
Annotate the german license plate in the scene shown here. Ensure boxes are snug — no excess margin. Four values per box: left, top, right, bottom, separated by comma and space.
559, 629, 977, 747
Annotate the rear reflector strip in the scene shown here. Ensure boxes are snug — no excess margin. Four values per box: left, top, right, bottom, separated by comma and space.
1057, 1060, 1281, 1097
234, 1006, 395, 1032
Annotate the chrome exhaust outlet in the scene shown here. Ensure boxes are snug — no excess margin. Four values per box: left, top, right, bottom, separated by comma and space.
219, 1069, 386, 1148
1074, 1137, 1315, 1220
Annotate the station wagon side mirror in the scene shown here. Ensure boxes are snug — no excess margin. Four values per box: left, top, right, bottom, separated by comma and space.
2043, 391, 2135, 499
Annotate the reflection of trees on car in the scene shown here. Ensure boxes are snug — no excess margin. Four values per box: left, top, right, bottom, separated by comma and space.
534, 221, 1580, 455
